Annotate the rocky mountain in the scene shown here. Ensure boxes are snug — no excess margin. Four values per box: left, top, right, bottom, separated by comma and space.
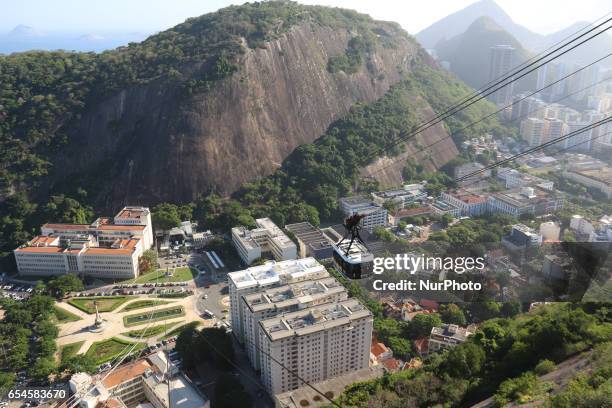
435, 16, 534, 91
417, 0, 612, 69
1, 1, 466, 207
415, 0, 540, 50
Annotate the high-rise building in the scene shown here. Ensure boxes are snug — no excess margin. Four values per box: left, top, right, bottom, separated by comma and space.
488, 45, 516, 105
564, 121, 593, 151
545, 117, 567, 144
241, 276, 348, 370
227, 258, 329, 343
258, 298, 373, 394
520, 117, 548, 146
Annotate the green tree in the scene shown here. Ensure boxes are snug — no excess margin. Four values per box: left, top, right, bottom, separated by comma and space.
47, 274, 84, 298
409, 313, 442, 339
139, 249, 158, 274
440, 304, 467, 326
387, 336, 412, 359
501, 301, 522, 318
174, 324, 199, 370
213, 373, 252, 408
0, 372, 15, 397
152, 203, 181, 231
62, 354, 97, 374
196, 327, 235, 371
439, 342, 486, 379
29, 356, 56, 382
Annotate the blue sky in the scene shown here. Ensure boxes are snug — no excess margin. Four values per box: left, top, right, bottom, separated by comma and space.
1, 0, 609, 35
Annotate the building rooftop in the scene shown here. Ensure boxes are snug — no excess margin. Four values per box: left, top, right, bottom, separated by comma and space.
228, 258, 327, 290
102, 359, 152, 389
243, 277, 346, 312
115, 207, 150, 219
285, 222, 333, 251
16, 236, 141, 256
445, 189, 486, 204
430, 324, 472, 342
570, 167, 612, 185
492, 186, 558, 206
143, 374, 208, 408
370, 340, 390, 358
260, 298, 372, 341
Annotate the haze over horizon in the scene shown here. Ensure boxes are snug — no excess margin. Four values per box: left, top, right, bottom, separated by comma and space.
1, 0, 609, 40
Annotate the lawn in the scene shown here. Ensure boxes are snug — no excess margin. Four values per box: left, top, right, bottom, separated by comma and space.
60, 341, 85, 362
120, 299, 170, 312
134, 267, 197, 284
122, 322, 178, 339
123, 306, 185, 327
85, 337, 145, 365
54, 306, 82, 322
160, 321, 202, 339
67, 296, 131, 314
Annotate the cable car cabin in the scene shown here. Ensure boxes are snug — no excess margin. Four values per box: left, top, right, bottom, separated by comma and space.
332, 239, 373, 280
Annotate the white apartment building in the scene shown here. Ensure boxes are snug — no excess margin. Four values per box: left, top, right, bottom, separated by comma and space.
428, 324, 473, 354
339, 196, 387, 232
258, 298, 373, 394
227, 257, 329, 343
232, 217, 297, 265
371, 184, 427, 209
242, 277, 348, 370
520, 117, 548, 146
488, 45, 515, 105
14, 206, 153, 279
569, 214, 595, 236
564, 121, 593, 151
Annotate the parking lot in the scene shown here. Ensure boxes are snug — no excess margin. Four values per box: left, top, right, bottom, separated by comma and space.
0, 282, 35, 301
75, 281, 191, 298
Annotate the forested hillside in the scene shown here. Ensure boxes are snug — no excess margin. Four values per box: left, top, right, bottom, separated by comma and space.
0, 1, 511, 269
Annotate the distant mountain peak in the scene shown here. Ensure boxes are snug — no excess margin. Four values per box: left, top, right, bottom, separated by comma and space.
416, 0, 541, 49
9, 24, 44, 37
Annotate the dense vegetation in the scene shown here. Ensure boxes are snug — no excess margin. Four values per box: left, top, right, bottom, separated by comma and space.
333, 303, 611, 407
0, 0, 516, 274
0, 293, 59, 387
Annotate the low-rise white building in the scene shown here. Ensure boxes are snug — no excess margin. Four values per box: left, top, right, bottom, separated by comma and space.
339, 196, 387, 232
232, 218, 297, 265
487, 186, 563, 218
259, 298, 373, 394
428, 324, 473, 354
14, 206, 153, 279
440, 190, 487, 217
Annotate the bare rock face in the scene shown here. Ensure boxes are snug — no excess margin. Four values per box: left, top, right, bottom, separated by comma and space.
52, 21, 454, 206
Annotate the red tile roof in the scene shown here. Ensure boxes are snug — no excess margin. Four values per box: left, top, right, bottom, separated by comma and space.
414, 337, 429, 355
381, 358, 403, 372
371, 340, 390, 358
419, 299, 439, 311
